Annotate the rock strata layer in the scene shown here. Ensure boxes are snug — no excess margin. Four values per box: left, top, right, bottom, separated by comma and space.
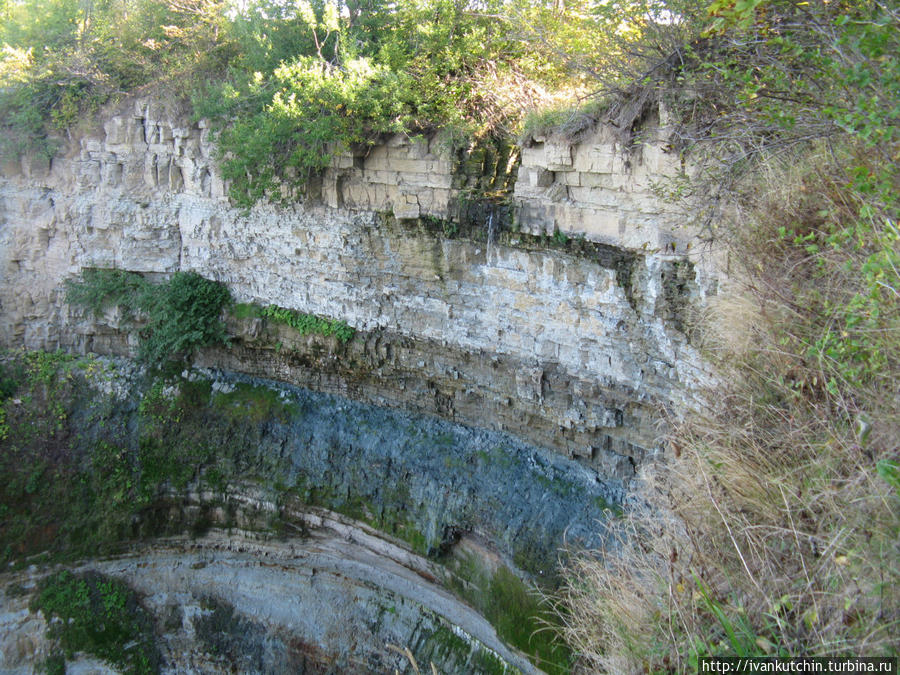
0, 96, 716, 473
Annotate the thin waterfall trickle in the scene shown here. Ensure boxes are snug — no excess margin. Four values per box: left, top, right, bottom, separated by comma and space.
485, 209, 496, 263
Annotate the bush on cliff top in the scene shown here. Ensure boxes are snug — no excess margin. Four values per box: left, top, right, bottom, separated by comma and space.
0, 0, 608, 203
0, 0, 228, 157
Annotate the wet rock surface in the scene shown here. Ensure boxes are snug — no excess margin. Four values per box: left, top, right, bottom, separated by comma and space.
79, 364, 619, 578
0, 358, 612, 673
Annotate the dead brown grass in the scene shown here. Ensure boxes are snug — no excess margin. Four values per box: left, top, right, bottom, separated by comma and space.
558, 146, 900, 673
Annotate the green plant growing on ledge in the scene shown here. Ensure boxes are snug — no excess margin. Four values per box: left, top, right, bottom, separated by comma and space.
138, 271, 232, 365
66, 269, 232, 365
64, 269, 148, 319
260, 304, 354, 343
31, 570, 159, 675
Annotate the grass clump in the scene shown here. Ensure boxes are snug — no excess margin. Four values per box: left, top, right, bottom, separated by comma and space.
31, 570, 159, 675
446, 554, 572, 675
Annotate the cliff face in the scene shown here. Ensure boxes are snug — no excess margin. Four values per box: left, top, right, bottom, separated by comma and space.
0, 96, 716, 478
0, 96, 726, 674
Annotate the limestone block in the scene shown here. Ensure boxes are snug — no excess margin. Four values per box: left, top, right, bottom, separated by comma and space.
155, 157, 169, 187
519, 145, 545, 167
385, 144, 412, 159
545, 182, 567, 203
394, 194, 420, 219
515, 202, 554, 236
375, 183, 398, 209
104, 142, 132, 157
515, 367, 543, 402
397, 172, 452, 190
362, 146, 390, 169
361, 169, 396, 185
426, 160, 452, 174
385, 158, 430, 174
103, 162, 124, 187
575, 147, 616, 174
527, 167, 554, 188
104, 117, 127, 145
330, 153, 354, 170
343, 180, 370, 207
578, 172, 615, 189
557, 205, 622, 243
545, 143, 574, 171
409, 138, 432, 159
431, 188, 451, 207
323, 176, 341, 209
416, 190, 436, 214
169, 164, 184, 192
158, 124, 174, 143
362, 156, 390, 173
128, 117, 147, 146
567, 186, 622, 209
76, 161, 102, 188
513, 180, 545, 201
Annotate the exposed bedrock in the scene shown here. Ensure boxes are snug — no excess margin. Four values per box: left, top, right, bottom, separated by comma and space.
0, 358, 616, 673
69, 365, 620, 577
0, 94, 721, 672
0, 98, 718, 477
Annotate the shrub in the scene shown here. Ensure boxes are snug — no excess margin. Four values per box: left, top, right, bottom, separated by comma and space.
138, 271, 232, 365
66, 270, 232, 365
64, 269, 147, 319
0, 0, 226, 159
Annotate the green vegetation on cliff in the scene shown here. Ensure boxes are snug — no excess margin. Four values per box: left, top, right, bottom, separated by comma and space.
32, 570, 160, 675
66, 269, 232, 365
3, 0, 899, 669
0, 0, 597, 204
0, 351, 587, 673
64, 270, 357, 362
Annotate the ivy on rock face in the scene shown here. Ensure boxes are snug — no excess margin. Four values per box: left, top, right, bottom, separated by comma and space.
260, 304, 355, 343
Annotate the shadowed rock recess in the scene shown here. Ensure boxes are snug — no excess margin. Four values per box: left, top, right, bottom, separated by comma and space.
0, 97, 719, 673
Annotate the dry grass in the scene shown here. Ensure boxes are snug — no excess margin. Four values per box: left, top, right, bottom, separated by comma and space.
558, 146, 900, 673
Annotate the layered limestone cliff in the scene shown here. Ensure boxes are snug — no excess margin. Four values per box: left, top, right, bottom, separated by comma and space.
0, 96, 717, 478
